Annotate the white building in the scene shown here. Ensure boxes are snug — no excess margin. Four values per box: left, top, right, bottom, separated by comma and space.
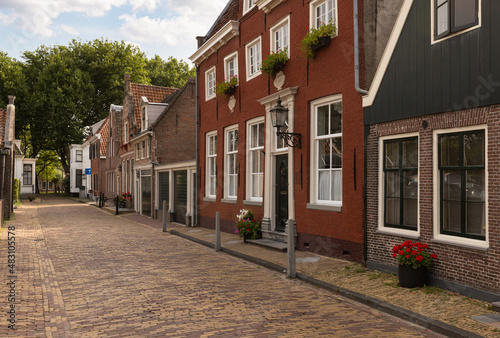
13, 140, 37, 196
69, 138, 91, 198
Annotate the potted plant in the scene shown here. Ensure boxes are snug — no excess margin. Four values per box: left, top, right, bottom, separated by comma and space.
114, 195, 126, 208
235, 209, 261, 242
28, 195, 35, 202
300, 20, 337, 58
121, 192, 133, 208
261, 48, 289, 76
216, 75, 238, 96
392, 240, 437, 288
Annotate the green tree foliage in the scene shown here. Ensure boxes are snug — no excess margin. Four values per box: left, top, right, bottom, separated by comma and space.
0, 51, 26, 108
146, 55, 195, 88
35, 151, 63, 194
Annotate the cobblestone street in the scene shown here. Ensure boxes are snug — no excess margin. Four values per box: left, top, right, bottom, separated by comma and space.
1, 197, 444, 337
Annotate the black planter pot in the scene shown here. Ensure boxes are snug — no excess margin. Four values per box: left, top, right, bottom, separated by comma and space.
311, 36, 331, 52
224, 86, 236, 96
398, 264, 427, 288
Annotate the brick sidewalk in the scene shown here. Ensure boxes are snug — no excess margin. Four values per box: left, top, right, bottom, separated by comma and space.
0, 196, 450, 337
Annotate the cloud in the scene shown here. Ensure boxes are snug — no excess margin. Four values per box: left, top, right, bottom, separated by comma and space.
60, 24, 79, 36
130, 0, 161, 12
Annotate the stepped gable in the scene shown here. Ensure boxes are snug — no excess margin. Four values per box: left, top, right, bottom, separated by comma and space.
130, 83, 177, 128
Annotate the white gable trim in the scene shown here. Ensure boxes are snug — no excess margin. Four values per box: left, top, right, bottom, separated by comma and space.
189, 21, 240, 65
362, 0, 414, 108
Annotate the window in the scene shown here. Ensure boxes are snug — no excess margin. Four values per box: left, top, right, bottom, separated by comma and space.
207, 132, 217, 198
224, 52, 238, 80
243, 0, 255, 14
225, 127, 238, 199
23, 164, 32, 185
142, 140, 146, 159
206, 67, 216, 100
383, 137, 418, 230
159, 171, 170, 208
136, 143, 140, 160
76, 169, 83, 188
124, 122, 129, 144
271, 17, 290, 53
76, 150, 83, 162
438, 129, 485, 240
435, 0, 478, 40
141, 107, 147, 131
310, 0, 337, 29
311, 96, 342, 205
247, 120, 264, 200
246, 37, 261, 81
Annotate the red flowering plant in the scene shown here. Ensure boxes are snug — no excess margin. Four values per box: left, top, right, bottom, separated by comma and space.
260, 48, 289, 76
392, 240, 437, 270
121, 192, 132, 200
235, 209, 261, 240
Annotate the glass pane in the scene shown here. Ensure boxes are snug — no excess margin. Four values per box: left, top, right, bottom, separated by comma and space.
317, 105, 329, 136
330, 102, 342, 134
464, 131, 484, 166
251, 150, 258, 173
454, 0, 476, 28
403, 199, 418, 227
386, 171, 400, 198
442, 201, 461, 232
437, 4, 449, 36
228, 154, 235, 174
437, 0, 447, 5
259, 149, 264, 173
442, 170, 461, 200
440, 134, 459, 166
466, 170, 484, 201
251, 124, 257, 148
385, 141, 399, 169
466, 201, 485, 235
385, 198, 400, 225
402, 139, 418, 168
331, 137, 342, 168
318, 170, 330, 200
318, 139, 330, 169
403, 170, 418, 198
229, 176, 236, 197
331, 170, 342, 201
258, 122, 264, 147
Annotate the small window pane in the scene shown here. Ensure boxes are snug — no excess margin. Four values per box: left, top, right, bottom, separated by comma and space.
466, 202, 484, 235
466, 170, 484, 201
442, 170, 461, 200
318, 140, 329, 169
437, 3, 449, 36
386, 172, 400, 198
331, 170, 342, 201
403, 198, 418, 227
386, 198, 400, 225
331, 138, 342, 168
440, 134, 460, 166
402, 139, 418, 168
385, 142, 400, 169
318, 171, 330, 200
454, 0, 476, 28
330, 102, 342, 134
317, 105, 329, 136
442, 201, 461, 232
258, 123, 264, 147
464, 132, 484, 166
403, 170, 418, 198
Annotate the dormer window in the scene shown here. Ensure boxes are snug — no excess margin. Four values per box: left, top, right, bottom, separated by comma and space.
140, 97, 149, 131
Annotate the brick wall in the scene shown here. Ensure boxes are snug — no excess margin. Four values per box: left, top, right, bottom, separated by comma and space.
366, 105, 500, 294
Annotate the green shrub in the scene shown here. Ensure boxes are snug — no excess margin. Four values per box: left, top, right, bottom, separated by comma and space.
13, 178, 20, 203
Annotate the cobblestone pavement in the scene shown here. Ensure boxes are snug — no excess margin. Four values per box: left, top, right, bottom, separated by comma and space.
0, 196, 446, 337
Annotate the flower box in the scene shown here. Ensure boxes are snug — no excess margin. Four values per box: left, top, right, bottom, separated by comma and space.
310, 36, 331, 52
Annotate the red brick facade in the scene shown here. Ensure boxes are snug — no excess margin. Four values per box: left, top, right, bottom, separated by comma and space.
193, 0, 366, 261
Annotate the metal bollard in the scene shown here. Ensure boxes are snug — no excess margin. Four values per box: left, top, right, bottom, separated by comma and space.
116, 195, 119, 215
287, 219, 296, 278
162, 200, 167, 232
215, 212, 221, 252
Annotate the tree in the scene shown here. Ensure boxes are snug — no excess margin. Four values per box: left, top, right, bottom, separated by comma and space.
146, 55, 195, 88
34, 151, 62, 194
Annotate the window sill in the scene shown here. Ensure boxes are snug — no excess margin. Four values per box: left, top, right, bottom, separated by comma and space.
205, 95, 216, 102
221, 198, 237, 204
306, 203, 341, 212
376, 228, 420, 239
431, 235, 488, 251
203, 197, 216, 202
243, 199, 262, 206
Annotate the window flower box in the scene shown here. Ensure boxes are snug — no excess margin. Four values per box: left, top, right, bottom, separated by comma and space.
216, 75, 238, 96
261, 48, 289, 77
301, 21, 337, 58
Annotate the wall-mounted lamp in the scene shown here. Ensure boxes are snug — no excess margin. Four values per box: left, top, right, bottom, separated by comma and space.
270, 97, 301, 148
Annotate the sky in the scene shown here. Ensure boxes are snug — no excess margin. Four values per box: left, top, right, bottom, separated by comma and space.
0, 0, 229, 64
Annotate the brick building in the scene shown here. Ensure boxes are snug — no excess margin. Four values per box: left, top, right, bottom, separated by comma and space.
363, 0, 500, 300
190, 0, 367, 261
0, 96, 16, 222
89, 117, 109, 199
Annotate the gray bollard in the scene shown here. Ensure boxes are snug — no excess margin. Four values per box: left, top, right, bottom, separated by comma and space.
287, 219, 296, 278
215, 211, 221, 252
162, 200, 167, 232
116, 195, 119, 215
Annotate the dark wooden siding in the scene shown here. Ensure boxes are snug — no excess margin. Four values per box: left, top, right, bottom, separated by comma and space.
365, 0, 500, 125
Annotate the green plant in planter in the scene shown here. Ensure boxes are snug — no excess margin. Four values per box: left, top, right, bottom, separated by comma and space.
235, 208, 261, 240
216, 75, 238, 96
300, 20, 337, 58
261, 48, 289, 76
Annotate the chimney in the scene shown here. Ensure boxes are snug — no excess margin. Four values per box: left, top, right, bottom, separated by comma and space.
4, 95, 16, 148
124, 73, 131, 96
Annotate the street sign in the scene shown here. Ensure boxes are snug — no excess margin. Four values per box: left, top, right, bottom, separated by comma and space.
85, 168, 92, 175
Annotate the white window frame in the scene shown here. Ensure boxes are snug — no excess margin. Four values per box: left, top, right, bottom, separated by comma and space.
432, 125, 488, 250
224, 125, 238, 200
205, 66, 216, 101
136, 143, 140, 160
206, 131, 218, 199
270, 15, 290, 54
309, 0, 338, 29
246, 36, 262, 81
378, 133, 420, 238
224, 52, 239, 81
76, 150, 83, 162
246, 118, 265, 201
309, 94, 343, 208
243, 0, 256, 15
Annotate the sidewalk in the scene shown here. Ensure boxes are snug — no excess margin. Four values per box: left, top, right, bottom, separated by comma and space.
91, 201, 500, 337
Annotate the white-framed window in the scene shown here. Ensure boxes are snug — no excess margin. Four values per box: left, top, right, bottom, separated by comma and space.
225, 126, 238, 199
224, 52, 238, 80
270, 16, 290, 53
205, 66, 216, 100
309, 0, 337, 29
378, 134, 419, 236
141, 106, 148, 131
247, 119, 265, 200
76, 150, 83, 162
246, 37, 262, 81
141, 140, 146, 159
310, 95, 342, 206
434, 0, 479, 40
433, 125, 487, 248
136, 143, 140, 160
23, 164, 32, 185
206, 131, 218, 198
124, 122, 129, 144
243, 0, 256, 15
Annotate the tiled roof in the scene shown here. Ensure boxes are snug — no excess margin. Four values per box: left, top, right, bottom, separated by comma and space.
202, 0, 238, 44
97, 116, 110, 157
130, 83, 177, 128
0, 108, 6, 146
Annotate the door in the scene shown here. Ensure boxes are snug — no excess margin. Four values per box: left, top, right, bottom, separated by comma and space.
141, 170, 151, 216
174, 170, 187, 224
275, 155, 288, 232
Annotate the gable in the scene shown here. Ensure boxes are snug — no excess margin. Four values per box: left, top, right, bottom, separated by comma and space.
130, 83, 177, 128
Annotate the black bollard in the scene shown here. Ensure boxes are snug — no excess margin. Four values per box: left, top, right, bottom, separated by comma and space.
116, 195, 119, 215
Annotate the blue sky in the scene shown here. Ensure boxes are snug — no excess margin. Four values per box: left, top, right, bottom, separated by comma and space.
0, 0, 228, 64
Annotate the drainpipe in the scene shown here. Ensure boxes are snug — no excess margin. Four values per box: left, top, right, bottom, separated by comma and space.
354, 0, 368, 95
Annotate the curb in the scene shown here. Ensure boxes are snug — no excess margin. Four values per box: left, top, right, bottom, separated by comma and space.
170, 229, 482, 338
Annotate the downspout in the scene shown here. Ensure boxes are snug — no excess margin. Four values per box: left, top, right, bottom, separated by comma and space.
354, 0, 368, 95
195, 67, 200, 227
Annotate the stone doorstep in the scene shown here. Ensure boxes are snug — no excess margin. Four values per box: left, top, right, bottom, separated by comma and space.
246, 238, 288, 252
493, 301, 500, 312
471, 313, 500, 328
